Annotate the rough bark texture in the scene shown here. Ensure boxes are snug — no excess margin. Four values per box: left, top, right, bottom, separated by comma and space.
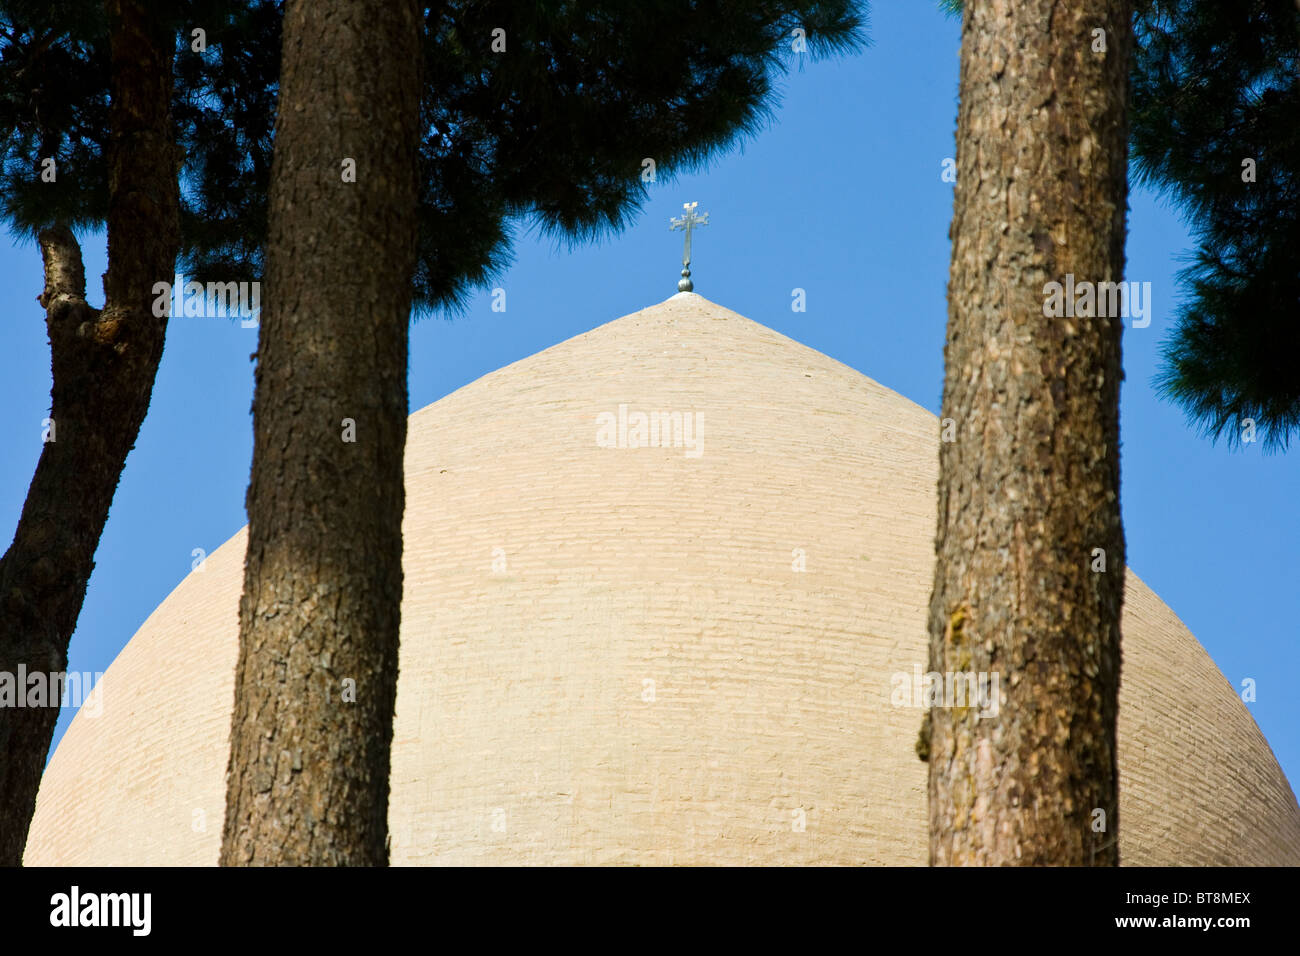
926, 0, 1131, 865
0, 0, 179, 866
220, 0, 423, 866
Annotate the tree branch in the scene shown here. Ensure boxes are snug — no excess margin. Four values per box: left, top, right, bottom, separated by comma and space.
36, 224, 87, 312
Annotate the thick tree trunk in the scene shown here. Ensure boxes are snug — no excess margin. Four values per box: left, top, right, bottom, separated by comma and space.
0, 0, 179, 866
220, 0, 423, 866
925, 0, 1131, 865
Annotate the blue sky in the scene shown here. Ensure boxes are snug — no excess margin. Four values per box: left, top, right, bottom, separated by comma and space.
3, 3, 1297, 796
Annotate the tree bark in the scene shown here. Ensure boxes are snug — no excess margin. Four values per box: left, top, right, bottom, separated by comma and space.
220, 0, 423, 866
925, 0, 1131, 865
0, 0, 179, 866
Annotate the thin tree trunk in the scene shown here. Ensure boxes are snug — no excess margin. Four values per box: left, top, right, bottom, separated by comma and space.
0, 0, 179, 866
925, 0, 1131, 865
220, 0, 423, 866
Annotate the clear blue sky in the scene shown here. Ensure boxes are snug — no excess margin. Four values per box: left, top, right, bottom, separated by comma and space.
3, 3, 1296, 796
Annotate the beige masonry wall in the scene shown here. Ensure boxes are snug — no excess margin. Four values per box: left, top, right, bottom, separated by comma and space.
25, 293, 1300, 865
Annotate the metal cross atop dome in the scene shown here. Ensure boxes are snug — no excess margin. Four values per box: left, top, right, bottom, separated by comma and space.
670, 201, 709, 292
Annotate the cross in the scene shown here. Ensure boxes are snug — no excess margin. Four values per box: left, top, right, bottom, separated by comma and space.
670, 201, 709, 292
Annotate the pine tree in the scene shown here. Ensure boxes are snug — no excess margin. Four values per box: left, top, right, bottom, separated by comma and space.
927, 0, 1130, 864
0, 0, 181, 865
942, 0, 1300, 451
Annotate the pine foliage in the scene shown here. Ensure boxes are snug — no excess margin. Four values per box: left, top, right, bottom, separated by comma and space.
1, 1, 868, 313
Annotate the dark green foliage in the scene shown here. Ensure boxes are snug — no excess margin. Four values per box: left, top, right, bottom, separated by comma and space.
172, 0, 279, 287
1, 1, 867, 312
1132, 0, 1300, 450
0, 0, 110, 234
1, 0, 278, 275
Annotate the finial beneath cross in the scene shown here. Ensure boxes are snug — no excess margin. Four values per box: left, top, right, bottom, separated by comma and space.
670, 201, 709, 292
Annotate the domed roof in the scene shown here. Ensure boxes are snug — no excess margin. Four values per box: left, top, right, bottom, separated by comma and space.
25, 293, 1300, 865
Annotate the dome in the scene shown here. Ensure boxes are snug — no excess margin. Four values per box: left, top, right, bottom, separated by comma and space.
25, 293, 1300, 865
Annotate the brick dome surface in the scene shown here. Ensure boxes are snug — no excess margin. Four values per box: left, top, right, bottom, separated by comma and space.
25, 293, 1300, 865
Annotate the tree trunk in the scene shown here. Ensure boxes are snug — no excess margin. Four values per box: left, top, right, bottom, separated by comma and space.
925, 0, 1131, 865
0, 0, 180, 866
220, 0, 423, 866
